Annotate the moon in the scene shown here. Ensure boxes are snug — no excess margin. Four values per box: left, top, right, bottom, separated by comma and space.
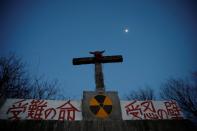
124, 28, 129, 33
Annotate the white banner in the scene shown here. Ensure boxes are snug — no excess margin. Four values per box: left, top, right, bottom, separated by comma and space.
121, 100, 184, 120
0, 99, 82, 121
0, 99, 184, 121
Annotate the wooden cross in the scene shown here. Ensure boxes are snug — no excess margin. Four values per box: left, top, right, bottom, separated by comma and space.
73, 51, 123, 92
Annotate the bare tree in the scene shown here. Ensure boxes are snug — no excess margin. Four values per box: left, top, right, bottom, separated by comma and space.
0, 54, 62, 99
160, 76, 197, 120
126, 86, 155, 100
0, 54, 31, 98
29, 77, 59, 99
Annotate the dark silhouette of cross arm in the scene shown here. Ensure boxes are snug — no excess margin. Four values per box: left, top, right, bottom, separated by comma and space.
72, 51, 123, 92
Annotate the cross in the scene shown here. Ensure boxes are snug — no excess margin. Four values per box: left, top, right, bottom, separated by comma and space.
73, 51, 123, 92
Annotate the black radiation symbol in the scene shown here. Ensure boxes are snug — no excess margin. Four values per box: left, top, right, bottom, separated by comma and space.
89, 94, 112, 118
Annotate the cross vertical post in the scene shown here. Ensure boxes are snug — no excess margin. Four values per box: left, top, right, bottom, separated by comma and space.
90, 51, 105, 92
95, 63, 104, 92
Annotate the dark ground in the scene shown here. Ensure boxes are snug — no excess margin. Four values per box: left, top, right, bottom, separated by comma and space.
0, 119, 196, 131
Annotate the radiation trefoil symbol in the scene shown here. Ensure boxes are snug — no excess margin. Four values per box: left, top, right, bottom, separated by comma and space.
89, 94, 112, 118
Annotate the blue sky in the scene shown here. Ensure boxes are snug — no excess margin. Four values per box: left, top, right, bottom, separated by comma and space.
1, 0, 197, 99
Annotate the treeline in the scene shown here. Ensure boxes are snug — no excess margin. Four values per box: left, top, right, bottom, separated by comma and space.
126, 72, 197, 122
0, 54, 65, 100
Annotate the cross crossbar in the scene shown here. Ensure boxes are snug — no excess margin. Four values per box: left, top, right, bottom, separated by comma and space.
73, 55, 123, 65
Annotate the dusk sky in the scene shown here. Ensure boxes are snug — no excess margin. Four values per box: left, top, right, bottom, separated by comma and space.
1, 0, 197, 99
